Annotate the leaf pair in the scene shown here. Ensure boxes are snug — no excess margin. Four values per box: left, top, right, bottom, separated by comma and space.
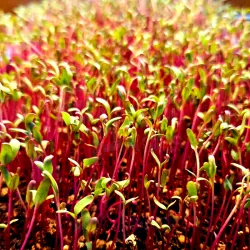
0, 139, 20, 165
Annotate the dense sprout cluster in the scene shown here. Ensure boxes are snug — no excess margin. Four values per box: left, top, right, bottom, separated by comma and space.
0, 0, 250, 249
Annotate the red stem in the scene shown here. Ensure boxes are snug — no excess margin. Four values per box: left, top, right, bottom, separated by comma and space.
20, 205, 39, 250
211, 195, 248, 250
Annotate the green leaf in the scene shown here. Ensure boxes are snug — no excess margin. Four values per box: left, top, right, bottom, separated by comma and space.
186, 128, 197, 149
220, 122, 229, 134
117, 85, 126, 101
182, 78, 194, 101
224, 176, 233, 191
130, 127, 137, 147
105, 117, 122, 132
114, 190, 125, 203
166, 200, 176, 210
161, 224, 171, 231
153, 196, 167, 210
108, 183, 119, 196
166, 126, 174, 142
68, 158, 80, 167
82, 209, 91, 230
116, 178, 130, 189
26, 140, 37, 160
85, 241, 92, 250
9, 174, 20, 190
61, 111, 71, 126
0, 224, 7, 229
83, 157, 98, 168
41, 140, 49, 150
42, 170, 59, 196
156, 101, 166, 119
10, 219, 18, 225
144, 174, 154, 190
34, 178, 51, 205
24, 113, 36, 132
73, 166, 81, 177
43, 155, 54, 174
161, 169, 168, 187
244, 198, 250, 209
151, 149, 161, 168
32, 126, 43, 143
231, 150, 239, 161
9, 139, 20, 160
86, 78, 96, 92
231, 163, 249, 176
202, 106, 215, 124
101, 177, 111, 189
190, 195, 198, 202
0, 143, 13, 165
0, 166, 11, 187
160, 117, 168, 132
94, 188, 105, 197
208, 155, 217, 179
199, 68, 207, 84
151, 220, 161, 229
34, 161, 44, 172
227, 104, 240, 115
125, 196, 138, 206
56, 210, 76, 219
74, 195, 94, 216
96, 98, 111, 119
187, 181, 198, 201
225, 137, 238, 146
26, 180, 36, 208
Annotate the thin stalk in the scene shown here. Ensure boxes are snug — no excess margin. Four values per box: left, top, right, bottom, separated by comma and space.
211, 195, 248, 250
194, 149, 200, 182
212, 136, 222, 156
20, 205, 39, 250
56, 198, 64, 250
6, 190, 13, 250
230, 199, 246, 250
122, 204, 126, 246
156, 166, 161, 199
191, 202, 197, 250
213, 190, 227, 227
16, 188, 27, 212
129, 147, 135, 177
110, 202, 122, 250
0, 175, 3, 200
112, 143, 124, 179
73, 219, 78, 250
248, 207, 250, 248
55, 88, 65, 148
146, 190, 151, 214
0, 102, 2, 122
203, 182, 215, 249
237, 146, 242, 166
142, 130, 153, 198
199, 131, 215, 156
